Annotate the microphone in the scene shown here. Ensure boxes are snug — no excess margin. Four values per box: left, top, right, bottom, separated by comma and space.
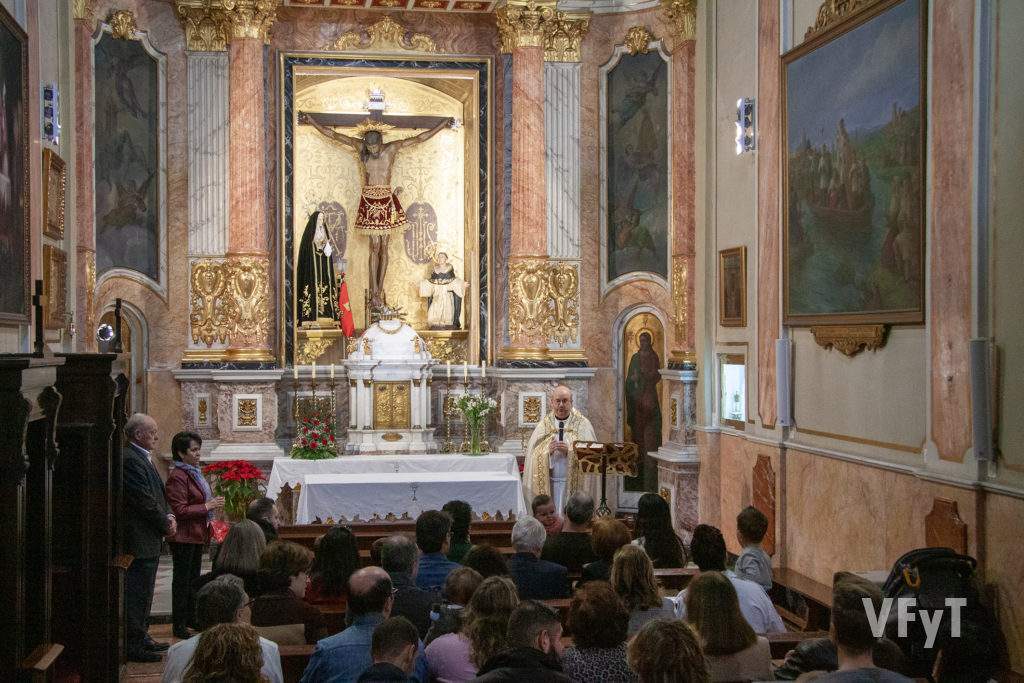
558, 420, 564, 442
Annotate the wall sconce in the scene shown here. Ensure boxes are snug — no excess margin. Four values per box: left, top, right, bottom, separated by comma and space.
735, 97, 755, 154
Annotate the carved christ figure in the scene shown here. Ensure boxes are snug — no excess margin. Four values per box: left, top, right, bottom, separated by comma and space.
299, 112, 454, 311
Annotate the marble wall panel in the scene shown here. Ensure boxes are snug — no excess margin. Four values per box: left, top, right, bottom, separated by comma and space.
215, 383, 279, 443
696, 429, 721, 527
545, 62, 581, 260
983, 493, 1024, 669
718, 433, 781, 560
187, 52, 229, 257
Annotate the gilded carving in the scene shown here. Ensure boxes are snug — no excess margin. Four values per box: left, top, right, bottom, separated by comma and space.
544, 12, 590, 62
224, 256, 271, 346
662, 0, 697, 42
297, 338, 332, 364
197, 397, 209, 425
175, 2, 229, 51
545, 261, 580, 345
423, 336, 468, 364
624, 26, 655, 55
810, 324, 888, 357
73, 0, 93, 20
190, 260, 231, 346
374, 382, 412, 430
85, 251, 96, 344
362, 338, 372, 356
413, 337, 422, 354
523, 396, 542, 424
107, 10, 138, 40
670, 398, 678, 427
671, 256, 688, 342
221, 0, 279, 42
237, 398, 258, 427
806, 0, 874, 40
508, 258, 551, 342
496, 0, 557, 52
330, 16, 438, 53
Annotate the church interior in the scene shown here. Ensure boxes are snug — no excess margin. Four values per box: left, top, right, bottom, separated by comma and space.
1, 0, 1022, 680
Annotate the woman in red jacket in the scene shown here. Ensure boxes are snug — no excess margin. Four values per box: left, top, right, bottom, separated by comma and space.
165, 431, 224, 639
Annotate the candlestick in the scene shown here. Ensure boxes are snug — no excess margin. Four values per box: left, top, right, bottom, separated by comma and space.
293, 366, 298, 381
481, 360, 486, 379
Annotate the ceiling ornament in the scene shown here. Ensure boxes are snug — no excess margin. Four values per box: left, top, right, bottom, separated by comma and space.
329, 16, 438, 53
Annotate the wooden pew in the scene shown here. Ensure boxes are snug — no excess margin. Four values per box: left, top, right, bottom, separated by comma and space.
279, 644, 316, 683
770, 567, 833, 631
766, 630, 830, 659
279, 521, 516, 553
20, 643, 63, 683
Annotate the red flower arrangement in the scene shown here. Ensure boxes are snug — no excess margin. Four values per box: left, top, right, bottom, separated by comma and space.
201, 460, 267, 520
290, 416, 338, 460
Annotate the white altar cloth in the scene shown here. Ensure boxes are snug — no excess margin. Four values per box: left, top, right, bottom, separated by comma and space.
295, 471, 527, 524
266, 454, 518, 499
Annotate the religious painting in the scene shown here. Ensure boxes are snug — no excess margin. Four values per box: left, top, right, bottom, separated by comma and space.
783, 0, 926, 325
93, 28, 164, 288
719, 246, 747, 327
601, 40, 671, 293
42, 148, 66, 240
621, 311, 664, 493
0, 5, 29, 323
42, 245, 67, 330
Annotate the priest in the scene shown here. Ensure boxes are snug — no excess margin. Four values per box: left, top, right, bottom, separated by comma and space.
522, 385, 603, 513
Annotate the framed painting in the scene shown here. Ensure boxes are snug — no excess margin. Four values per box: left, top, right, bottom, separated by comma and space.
719, 246, 747, 327
43, 148, 66, 240
42, 244, 67, 330
782, 0, 926, 326
0, 4, 29, 323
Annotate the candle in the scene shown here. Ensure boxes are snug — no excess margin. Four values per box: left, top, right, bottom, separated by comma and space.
481, 360, 486, 378
446, 362, 451, 380
463, 362, 468, 382
330, 364, 335, 380
312, 361, 316, 380
293, 366, 298, 381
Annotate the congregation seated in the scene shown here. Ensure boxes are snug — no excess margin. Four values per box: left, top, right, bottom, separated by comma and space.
627, 620, 709, 683
251, 541, 323, 645
247, 496, 281, 544
531, 494, 563, 537
540, 492, 596, 574
305, 525, 360, 607
426, 575, 519, 682
302, 566, 428, 683
472, 600, 570, 682
632, 492, 686, 568
507, 517, 570, 600
382, 534, 438, 639
415, 510, 461, 591
425, 567, 483, 645
461, 544, 509, 579
734, 505, 773, 590
610, 545, 677, 635
580, 517, 631, 583
194, 518, 267, 600
442, 500, 473, 563
357, 616, 420, 683
675, 524, 785, 635
685, 571, 773, 682
562, 582, 636, 682
180, 622, 270, 683
163, 574, 283, 683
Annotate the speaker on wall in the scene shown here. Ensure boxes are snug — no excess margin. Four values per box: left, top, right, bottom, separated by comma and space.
776, 338, 793, 427
969, 338, 994, 461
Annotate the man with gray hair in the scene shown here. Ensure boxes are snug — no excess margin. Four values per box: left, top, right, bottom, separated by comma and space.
162, 575, 284, 683
507, 517, 570, 600
381, 534, 437, 638
122, 412, 176, 661
540, 491, 597, 574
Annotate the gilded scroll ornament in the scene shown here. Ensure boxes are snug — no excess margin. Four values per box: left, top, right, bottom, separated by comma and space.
373, 382, 412, 430
496, 0, 557, 52
544, 12, 590, 62
544, 261, 580, 345
424, 336, 468, 364
224, 256, 271, 346
662, 0, 697, 41
670, 397, 678, 427
523, 396, 542, 424
237, 398, 258, 427
175, 1, 229, 51
806, 0, 874, 40
297, 338, 332, 365
508, 258, 551, 342
190, 260, 231, 346
85, 251, 96, 345
810, 324, 888, 357
624, 26, 655, 55
221, 0, 279, 42
73, 0, 93, 21
107, 10, 138, 40
197, 397, 209, 425
671, 256, 688, 341
330, 16, 438, 53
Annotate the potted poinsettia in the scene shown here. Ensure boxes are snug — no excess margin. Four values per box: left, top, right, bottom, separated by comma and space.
201, 460, 267, 521
290, 416, 338, 460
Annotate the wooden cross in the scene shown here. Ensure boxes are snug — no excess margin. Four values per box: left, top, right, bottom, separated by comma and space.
298, 89, 448, 131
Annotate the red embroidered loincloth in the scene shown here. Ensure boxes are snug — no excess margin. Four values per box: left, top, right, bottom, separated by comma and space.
354, 185, 409, 235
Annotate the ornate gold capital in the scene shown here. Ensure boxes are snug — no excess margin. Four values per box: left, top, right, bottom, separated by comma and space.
662, 0, 697, 42
544, 12, 590, 62
73, 0, 94, 21
810, 324, 889, 357
175, 1, 229, 51
222, 0, 279, 43
496, 0, 558, 52
624, 25, 656, 55
107, 10, 138, 40
329, 16, 437, 53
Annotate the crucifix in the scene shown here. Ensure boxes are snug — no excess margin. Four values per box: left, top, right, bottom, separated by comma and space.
298, 89, 458, 318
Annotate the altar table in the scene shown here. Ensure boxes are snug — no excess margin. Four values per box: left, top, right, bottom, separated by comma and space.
294, 471, 528, 524
265, 453, 519, 499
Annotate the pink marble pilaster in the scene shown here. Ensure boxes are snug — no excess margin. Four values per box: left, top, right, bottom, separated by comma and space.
930, 0, 974, 463
74, 14, 97, 352
755, 0, 780, 430
672, 39, 696, 356
510, 44, 548, 258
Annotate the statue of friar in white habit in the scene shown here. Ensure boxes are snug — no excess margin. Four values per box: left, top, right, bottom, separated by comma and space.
418, 251, 467, 329
522, 385, 603, 514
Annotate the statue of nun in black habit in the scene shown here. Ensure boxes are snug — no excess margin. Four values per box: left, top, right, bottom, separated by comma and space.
297, 211, 345, 327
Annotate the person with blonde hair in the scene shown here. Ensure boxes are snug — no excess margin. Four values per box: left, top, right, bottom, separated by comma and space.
195, 519, 267, 599
183, 622, 267, 682
425, 575, 520, 681
610, 545, 677, 635
627, 620, 709, 683
685, 571, 772, 682
581, 517, 632, 583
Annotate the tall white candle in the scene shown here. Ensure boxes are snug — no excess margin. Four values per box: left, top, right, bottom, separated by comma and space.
481, 360, 486, 378
446, 362, 452, 380
312, 361, 316, 380
330, 364, 335, 380
463, 362, 468, 382
293, 366, 298, 381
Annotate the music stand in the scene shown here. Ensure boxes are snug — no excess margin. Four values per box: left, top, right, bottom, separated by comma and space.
574, 442, 639, 517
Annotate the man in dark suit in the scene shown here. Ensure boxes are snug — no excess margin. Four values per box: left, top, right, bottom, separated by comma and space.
380, 534, 437, 638
507, 517, 570, 600
122, 412, 176, 662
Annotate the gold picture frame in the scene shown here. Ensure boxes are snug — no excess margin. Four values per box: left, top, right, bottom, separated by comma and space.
718, 246, 747, 327
42, 148, 66, 240
42, 244, 67, 330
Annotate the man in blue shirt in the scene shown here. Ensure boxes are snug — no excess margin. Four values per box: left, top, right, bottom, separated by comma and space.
413, 510, 461, 591
301, 567, 428, 683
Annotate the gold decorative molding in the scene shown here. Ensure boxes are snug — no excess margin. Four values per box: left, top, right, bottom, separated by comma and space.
662, 0, 697, 42
237, 398, 258, 427
107, 10, 138, 40
73, 0, 93, 21
84, 251, 96, 343
508, 258, 551, 344
810, 324, 888, 357
175, 1, 229, 51
296, 337, 331, 365
373, 382, 411, 430
507, 259, 583, 351
424, 335, 468, 364
545, 260, 580, 345
190, 260, 231, 346
189, 257, 270, 349
544, 12, 590, 62
197, 396, 210, 426
624, 25, 655, 55
221, 0, 279, 42
496, 0, 557, 52
670, 397, 678, 427
329, 16, 438, 53
806, 0, 874, 40
670, 255, 688, 343
523, 396, 542, 424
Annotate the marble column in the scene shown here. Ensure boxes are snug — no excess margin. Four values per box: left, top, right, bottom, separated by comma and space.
73, 2, 96, 352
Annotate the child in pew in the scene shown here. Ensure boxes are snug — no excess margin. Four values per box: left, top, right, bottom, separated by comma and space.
734, 506, 773, 591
